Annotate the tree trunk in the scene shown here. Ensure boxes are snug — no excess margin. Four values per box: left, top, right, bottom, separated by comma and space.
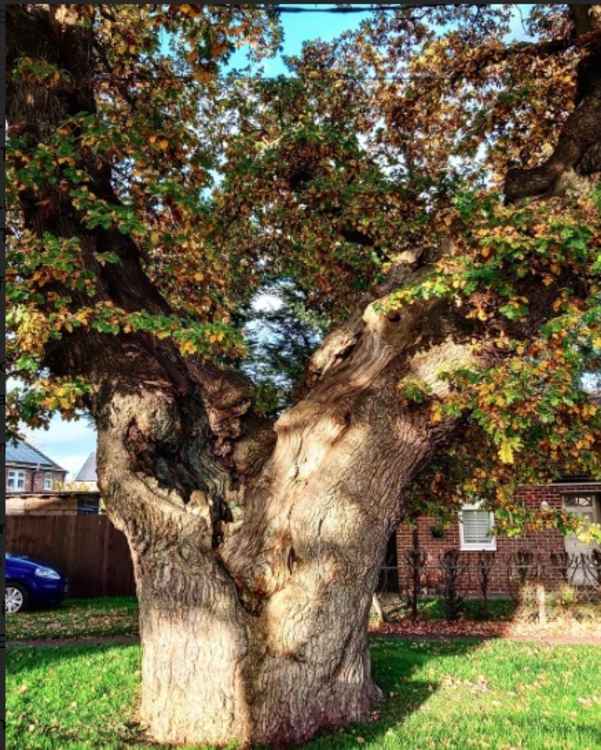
95, 308, 459, 746
134, 567, 379, 747
106, 452, 385, 747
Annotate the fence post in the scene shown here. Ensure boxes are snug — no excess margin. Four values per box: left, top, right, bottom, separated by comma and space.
536, 583, 547, 624
439, 550, 466, 621
369, 593, 385, 627
405, 524, 426, 621
477, 552, 495, 617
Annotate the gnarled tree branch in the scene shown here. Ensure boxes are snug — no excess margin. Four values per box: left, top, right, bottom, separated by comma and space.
504, 5, 601, 202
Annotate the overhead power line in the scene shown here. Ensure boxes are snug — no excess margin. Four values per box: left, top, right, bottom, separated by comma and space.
257, 2, 495, 11
178, 1, 497, 11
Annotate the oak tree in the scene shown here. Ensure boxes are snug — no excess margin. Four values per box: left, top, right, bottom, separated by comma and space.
7, 4, 601, 746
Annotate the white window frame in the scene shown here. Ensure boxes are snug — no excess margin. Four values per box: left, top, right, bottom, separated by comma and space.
7, 469, 26, 492
459, 502, 496, 551
43, 472, 54, 491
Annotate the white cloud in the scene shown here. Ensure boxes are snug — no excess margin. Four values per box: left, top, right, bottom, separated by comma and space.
22, 415, 97, 481
252, 292, 282, 313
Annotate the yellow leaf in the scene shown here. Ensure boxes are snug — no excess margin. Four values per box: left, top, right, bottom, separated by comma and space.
180, 340, 196, 355
158, 139, 169, 151
498, 441, 514, 465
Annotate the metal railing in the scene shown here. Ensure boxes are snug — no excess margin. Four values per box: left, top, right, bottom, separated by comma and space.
377, 550, 601, 600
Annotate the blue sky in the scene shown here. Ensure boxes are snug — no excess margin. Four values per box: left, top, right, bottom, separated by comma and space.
228, 6, 373, 75
21, 5, 528, 478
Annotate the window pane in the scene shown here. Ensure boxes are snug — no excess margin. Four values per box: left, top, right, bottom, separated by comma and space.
462, 510, 492, 544
564, 494, 595, 508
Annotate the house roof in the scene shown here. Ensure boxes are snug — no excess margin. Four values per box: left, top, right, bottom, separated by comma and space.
75, 451, 97, 482
6, 439, 65, 472
555, 475, 596, 483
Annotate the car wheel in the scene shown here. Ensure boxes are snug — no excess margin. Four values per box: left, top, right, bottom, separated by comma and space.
5, 583, 28, 614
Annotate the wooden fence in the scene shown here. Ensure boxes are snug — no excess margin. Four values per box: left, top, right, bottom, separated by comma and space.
6, 514, 136, 597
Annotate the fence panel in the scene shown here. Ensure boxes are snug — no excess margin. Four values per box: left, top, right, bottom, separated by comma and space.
5, 514, 136, 597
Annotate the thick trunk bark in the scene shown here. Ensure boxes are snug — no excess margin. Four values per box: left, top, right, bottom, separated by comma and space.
108, 468, 384, 748
97, 408, 400, 747
96, 310, 451, 746
134, 566, 378, 747
136, 567, 251, 745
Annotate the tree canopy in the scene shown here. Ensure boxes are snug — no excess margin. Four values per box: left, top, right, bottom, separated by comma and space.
7, 3, 601, 538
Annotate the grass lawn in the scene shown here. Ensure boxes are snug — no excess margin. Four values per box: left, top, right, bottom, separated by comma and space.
6, 597, 139, 641
7, 638, 601, 750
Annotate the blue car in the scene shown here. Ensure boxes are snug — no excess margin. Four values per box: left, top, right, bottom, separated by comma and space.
5, 553, 68, 614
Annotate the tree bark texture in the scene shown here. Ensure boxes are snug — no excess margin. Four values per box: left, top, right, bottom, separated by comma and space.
95, 296, 467, 746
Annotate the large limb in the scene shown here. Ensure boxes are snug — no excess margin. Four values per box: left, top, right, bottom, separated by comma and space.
7, 4, 271, 463
505, 5, 601, 202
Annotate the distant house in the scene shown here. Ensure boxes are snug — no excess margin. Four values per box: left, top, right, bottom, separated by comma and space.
389, 477, 601, 596
384, 389, 601, 596
6, 439, 67, 494
74, 451, 98, 491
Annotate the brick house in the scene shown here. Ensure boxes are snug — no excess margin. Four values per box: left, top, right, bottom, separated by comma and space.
6, 439, 67, 495
390, 479, 601, 596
